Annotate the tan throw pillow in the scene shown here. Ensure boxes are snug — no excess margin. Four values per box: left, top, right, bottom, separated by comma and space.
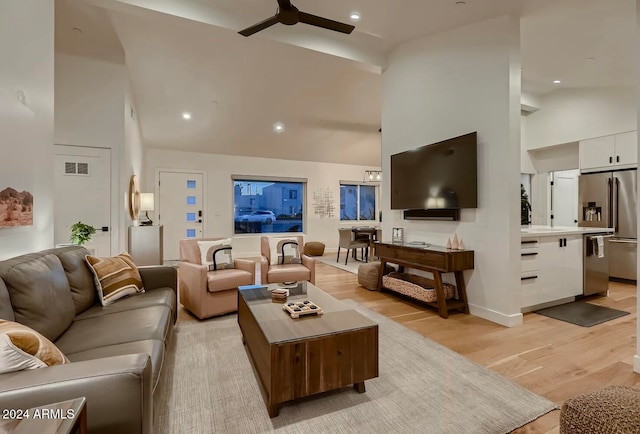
86, 252, 144, 306
268, 237, 302, 265
0, 320, 69, 374
197, 238, 234, 271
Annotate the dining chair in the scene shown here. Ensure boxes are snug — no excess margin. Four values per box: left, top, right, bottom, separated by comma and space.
337, 228, 369, 265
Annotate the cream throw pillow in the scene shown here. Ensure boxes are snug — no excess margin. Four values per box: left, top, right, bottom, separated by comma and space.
197, 238, 234, 271
268, 237, 301, 265
0, 320, 70, 374
86, 252, 145, 306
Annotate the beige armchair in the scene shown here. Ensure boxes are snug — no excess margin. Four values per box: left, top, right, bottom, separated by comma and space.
260, 236, 315, 285
179, 238, 255, 319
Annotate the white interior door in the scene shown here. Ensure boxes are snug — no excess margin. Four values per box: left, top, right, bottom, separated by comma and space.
54, 145, 111, 256
158, 171, 204, 260
552, 169, 579, 227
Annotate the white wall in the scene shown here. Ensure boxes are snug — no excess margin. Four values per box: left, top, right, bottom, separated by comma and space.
0, 0, 54, 259
55, 53, 144, 252
382, 16, 522, 326
525, 86, 637, 150
122, 74, 145, 248
145, 149, 381, 256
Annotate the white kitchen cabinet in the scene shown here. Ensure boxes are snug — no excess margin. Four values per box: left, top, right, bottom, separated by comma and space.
521, 235, 582, 309
579, 131, 638, 171
613, 131, 637, 167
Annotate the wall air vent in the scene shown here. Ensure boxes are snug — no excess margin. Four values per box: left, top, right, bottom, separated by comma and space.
64, 161, 90, 176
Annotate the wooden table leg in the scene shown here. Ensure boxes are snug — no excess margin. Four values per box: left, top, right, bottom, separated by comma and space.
376, 260, 386, 292
454, 271, 470, 314
354, 382, 366, 393
268, 403, 280, 418
432, 271, 449, 319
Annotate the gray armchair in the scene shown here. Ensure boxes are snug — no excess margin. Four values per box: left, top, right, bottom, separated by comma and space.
337, 228, 369, 265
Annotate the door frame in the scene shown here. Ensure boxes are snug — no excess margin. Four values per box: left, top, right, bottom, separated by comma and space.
155, 167, 208, 237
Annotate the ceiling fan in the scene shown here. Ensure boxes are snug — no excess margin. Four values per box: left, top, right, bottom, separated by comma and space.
238, 0, 355, 37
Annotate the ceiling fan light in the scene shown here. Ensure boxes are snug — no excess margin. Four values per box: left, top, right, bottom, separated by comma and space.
350, 11, 361, 21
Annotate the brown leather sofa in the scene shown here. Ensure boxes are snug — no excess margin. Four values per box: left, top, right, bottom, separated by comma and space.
178, 238, 255, 319
0, 245, 177, 434
260, 235, 315, 284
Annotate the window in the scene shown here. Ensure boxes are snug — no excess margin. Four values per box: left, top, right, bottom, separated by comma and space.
340, 184, 377, 221
233, 177, 305, 234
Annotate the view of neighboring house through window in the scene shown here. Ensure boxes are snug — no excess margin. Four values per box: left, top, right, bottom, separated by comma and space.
233, 177, 305, 234
340, 184, 377, 221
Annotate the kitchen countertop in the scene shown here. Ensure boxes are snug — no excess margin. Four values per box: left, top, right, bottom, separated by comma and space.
521, 225, 615, 237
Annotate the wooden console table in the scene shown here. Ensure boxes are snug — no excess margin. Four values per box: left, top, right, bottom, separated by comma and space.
375, 242, 474, 318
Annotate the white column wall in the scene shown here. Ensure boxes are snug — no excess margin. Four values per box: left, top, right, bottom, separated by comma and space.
145, 149, 381, 257
0, 0, 54, 259
382, 16, 522, 326
55, 53, 144, 253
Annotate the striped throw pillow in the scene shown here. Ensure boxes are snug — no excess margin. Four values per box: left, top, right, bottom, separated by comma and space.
0, 320, 69, 374
86, 252, 145, 306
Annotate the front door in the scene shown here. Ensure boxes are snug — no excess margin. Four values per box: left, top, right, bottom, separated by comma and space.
158, 171, 204, 260
54, 145, 111, 256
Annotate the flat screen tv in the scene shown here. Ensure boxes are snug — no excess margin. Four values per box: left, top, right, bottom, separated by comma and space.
391, 132, 478, 210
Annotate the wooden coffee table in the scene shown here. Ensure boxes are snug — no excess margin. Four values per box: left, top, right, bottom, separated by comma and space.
238, 282, 379, 417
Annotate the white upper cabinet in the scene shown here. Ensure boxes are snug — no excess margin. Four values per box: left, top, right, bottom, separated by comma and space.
613, 131, 637, 167
579, 131, 638, 171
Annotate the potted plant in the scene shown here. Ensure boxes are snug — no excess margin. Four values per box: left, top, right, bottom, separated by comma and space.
70, 221, 96, 246
521, 184, 532, 226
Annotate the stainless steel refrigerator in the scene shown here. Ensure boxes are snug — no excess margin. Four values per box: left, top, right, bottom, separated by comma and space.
578, 169, 637, 280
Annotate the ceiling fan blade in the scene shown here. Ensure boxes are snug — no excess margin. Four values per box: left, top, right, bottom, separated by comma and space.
298, 12, 355, 34
238, 15, 279, 37
277, 0, 293, 9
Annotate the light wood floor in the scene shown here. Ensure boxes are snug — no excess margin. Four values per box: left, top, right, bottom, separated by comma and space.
312, 262, 640, 434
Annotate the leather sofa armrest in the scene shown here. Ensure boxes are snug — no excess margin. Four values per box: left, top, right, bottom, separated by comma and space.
260, 256, 269, 284
302, 255, 316, 284
234, 259, 256, 283
0, 354, 153, 434
138, 266, 177, 293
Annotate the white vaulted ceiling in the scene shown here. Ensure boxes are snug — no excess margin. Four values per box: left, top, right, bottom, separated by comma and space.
55, 0, 636, 165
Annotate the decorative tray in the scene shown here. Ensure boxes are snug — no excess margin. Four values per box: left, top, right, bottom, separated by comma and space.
282, 300, 323, 319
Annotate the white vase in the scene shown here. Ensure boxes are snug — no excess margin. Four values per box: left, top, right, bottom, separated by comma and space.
446, 238, 452, 249
459, 239, 465, 250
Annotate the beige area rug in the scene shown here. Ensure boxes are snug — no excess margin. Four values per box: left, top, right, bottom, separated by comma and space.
316, 254, 364, 275
155, 301, 557, 434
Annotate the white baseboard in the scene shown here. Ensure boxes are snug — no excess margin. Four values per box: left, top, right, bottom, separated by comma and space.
469, 304, 523, 327
634, 355, 640, 373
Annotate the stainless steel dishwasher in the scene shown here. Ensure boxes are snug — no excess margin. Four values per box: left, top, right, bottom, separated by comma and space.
583, 233, 613, 296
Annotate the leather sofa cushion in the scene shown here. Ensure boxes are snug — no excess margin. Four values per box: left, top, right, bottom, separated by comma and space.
43, 246, 96, 314
267, 264, 311, 283
207, 269, 253, 293
55, 305, 171, 355
0, 253, 75, 342
66, 339, 165, 391
75, 288, 176, 321
0, 279, 14, 321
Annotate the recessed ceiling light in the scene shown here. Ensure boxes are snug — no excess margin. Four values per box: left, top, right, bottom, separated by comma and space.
273, 122, 285, 133
553, 80, 561, 84
182, 112, 192, 120
455, 1, 466, 5
72, 27, 82, 33
350, 11, 361, 21
586, 57, 595, 61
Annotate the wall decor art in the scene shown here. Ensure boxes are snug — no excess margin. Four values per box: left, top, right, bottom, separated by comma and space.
312, 187, 335, 218
0, 186, 33, 227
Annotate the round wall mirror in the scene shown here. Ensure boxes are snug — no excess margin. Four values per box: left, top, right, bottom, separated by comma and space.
128, 175, 140, 220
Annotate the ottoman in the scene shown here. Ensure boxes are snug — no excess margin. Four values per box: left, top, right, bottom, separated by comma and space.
358, 262, 395, 291
303, 241, 325, 256
560, 385, 640, 434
